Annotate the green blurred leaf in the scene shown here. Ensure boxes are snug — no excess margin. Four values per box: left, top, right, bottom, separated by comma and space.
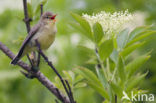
75, 67, 109, 99
110, 50, 118, 64
110, 82, 123, 98
120, 42, 145, 57
126, 31, 156, 47
126, 73, 148, 91
96, 67, 107, 88
75, 67, 102, 86
71, 13, 93, 40
128, 26, 151, 42
126, 55, 150, 78
117, 56, 126, 82
63, 70, 74, 83
117, 29, 129, 50
69, 22, 87, 35
93, 22, 104, 44
34, 0, 47, 14
99, 39, 114, 61
27, 2, 33, 18
74, 82, 87, 89
87, 81, 109, 100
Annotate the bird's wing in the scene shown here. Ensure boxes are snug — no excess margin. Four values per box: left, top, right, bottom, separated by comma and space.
16, 23, 41, 58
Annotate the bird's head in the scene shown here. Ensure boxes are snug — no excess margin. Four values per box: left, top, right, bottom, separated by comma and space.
41, 12, 57, 24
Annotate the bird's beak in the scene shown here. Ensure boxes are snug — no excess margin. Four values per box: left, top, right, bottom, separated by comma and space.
50, 14, 57, 20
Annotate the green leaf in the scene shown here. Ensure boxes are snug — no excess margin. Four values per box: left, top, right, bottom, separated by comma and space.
27, 2, 33, 18
93, 22, 104, 44
99, 39, 114, 61
69, 22, 87, 35
96, 67, 107, 88
74, 67, 102, 87
117, 29, 129, 50
128, 26, 151, 42
110, 50, 119, 64
117, 56, 126, 82
120, 42, 145, 57
74, 67, 109, 99
87, 81, 109, 100
40, 0, 48, 5
34, 0, 48, 14
71, 12, 93, 40
74, 82, 87, 89
126, 55, 150, 78
126, 31, 156, 47
126, 73, 148, 91
110, 82, 123, 98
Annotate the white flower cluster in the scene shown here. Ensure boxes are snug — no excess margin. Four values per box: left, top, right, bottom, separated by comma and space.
82, 10, 134, 38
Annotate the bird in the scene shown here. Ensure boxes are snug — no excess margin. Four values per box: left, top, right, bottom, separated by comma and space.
11, 11, 57, 65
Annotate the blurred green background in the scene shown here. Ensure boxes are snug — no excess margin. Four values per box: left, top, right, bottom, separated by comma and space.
0, 0, 156, 103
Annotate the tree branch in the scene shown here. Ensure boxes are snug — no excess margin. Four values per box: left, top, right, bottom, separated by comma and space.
23, 0, 31, 33
0, 42, 70, 103
36, 40, 75, 103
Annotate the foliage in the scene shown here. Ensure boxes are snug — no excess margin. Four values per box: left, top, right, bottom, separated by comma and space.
70, 12, 155, 102
0, 0, 156, 103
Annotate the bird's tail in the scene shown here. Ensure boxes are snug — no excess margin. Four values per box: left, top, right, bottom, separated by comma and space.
11, 56, 20, 65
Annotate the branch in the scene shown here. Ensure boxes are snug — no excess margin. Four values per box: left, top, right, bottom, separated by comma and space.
23, 0, 31, 33
0, 42, 70, 103
40, 3, 43, 16
36, 40, 75, 103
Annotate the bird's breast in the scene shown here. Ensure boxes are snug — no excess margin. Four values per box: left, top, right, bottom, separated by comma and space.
30, 23, 57, 50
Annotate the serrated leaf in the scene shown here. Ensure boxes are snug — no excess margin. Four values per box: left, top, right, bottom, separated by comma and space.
117, 56, 126, 82
96, 67, 107, 88
110, 50, 119, 64
126, 55, 150, 78
117, 29, 129, 50
74, 67, 102, 86
71, 13, 93, 40
93, 22, 104, 44
126, 73, 148, 91
99, 39, 114, 61
126, 31, 156, 47
128, 26, 151, 42
120, 42, 145, 57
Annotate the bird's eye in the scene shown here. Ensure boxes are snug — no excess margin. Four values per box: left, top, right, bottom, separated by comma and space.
46, 16, 49, 19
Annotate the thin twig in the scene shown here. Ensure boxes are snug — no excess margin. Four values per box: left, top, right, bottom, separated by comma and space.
37, 52, 40, 67
115, 95, 117, 103
0, 42, 70, 103
35, 40, 74, 103
27, 54, 33, 67
40, 4, 43, 16
23, 0, 31, 33
65, 80, 75, 103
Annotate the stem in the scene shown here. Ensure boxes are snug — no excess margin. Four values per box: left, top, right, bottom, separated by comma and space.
36, 40, 75, 103
0, 42, 70, 103
95, 48, 108, 79
23, 0, 31, 33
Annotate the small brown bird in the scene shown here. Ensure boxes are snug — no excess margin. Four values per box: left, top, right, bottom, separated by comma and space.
11, 12, 57, 65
